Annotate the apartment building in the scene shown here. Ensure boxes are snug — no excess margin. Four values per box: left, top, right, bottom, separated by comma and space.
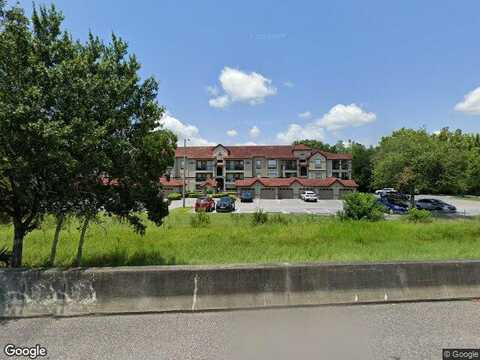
163, 143, 357, 199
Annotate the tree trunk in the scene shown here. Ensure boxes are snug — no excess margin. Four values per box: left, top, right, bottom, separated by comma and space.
11, 222, 25, 268
410, 192, 415, 209
76, 216, 90, 267
49, 214, 65, 266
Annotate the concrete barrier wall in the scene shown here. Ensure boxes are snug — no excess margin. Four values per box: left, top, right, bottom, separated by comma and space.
1, 260, 480, 317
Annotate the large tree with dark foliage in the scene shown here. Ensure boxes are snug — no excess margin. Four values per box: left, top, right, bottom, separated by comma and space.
0, 3, 176, 267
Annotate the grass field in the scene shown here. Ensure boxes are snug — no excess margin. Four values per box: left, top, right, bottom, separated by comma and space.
1, 209, 480, 268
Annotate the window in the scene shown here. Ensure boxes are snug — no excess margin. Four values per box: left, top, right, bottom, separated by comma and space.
341, 172, 350, 180
179, 159, 185, 169
226, 160, 244, 171
284, 160, 296, 170
341, 160, 349, 170
195, 173, 209, 182
226, 173, 244, 182
255, 159, 262, 169
196, 160, 213, 171
314, 159, 322, 169
267, 160, 277, 177
333, 160, 340, 170
300, 167, 307, 177
332, 172, 340, 178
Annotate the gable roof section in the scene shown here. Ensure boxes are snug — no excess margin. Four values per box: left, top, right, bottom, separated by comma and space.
308, 150, 352, 160
235, 177, 358, 188
199, 178, 218, 188
159, 177, 183, 187
175, 145, 352, 160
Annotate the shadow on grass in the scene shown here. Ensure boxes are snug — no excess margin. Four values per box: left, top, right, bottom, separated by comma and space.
79, 250, 183, 267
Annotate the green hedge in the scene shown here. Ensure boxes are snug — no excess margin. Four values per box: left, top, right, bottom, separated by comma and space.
167, 192, 182, 201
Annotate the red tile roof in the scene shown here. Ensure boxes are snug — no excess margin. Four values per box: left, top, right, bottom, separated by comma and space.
199, 178, 218, 188
159, 177, 183, 187
308, 150, 352, 160
235, 177, 358, 188
175, 145, 351, 160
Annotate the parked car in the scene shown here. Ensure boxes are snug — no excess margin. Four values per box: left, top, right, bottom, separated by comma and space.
215, 196, 236, 213
377, 197, 408, 214
300, 191, 318, 202
194, 197, 216, 212
375, 187, 397, 196
240, 190, 254, 202
415, 198, 456, 212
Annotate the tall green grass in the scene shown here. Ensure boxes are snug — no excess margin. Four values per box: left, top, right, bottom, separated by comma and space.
1, 209, 479, 268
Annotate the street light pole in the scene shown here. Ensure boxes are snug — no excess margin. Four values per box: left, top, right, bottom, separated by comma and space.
182, 138, 187, 208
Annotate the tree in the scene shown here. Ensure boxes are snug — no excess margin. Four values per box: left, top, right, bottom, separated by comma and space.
293, 140, 335, 152
373, 129, 435, 204
351, 143, 375, 192
0, 3, 176, 267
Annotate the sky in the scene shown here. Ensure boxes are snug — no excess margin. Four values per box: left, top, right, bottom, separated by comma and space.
15, 0, 480, 146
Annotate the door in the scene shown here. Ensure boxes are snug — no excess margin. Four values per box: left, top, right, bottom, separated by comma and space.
278, 188, 294, 199
316, 189, 334, 199
260, 188, 276, 199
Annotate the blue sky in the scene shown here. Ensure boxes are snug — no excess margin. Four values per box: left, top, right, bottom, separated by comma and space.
16, 0, 480, 146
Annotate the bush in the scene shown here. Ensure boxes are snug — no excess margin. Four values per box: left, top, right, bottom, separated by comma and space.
406, 208, 433, 223
187, 192, 201, 198
252, 209, 268, 225
339, 192, 384, 221
212, 192, 237, 200
167, 192, 182, 201
0, 212, 10, 225
190, 212, 211, 228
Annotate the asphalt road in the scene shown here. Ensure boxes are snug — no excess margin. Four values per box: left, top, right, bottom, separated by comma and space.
1, 301, 479, 360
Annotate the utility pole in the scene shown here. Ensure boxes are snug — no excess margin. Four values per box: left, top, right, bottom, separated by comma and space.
182, 138, 188, 208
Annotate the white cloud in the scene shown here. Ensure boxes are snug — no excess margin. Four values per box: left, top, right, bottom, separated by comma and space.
208, 67, 277, 108
276, 104, 376, 144
455, 87, 480, 115
157, 113, 214, 146
283, 81, 294, 88
276, 123, 325, 144
298, 111, 312, 119
208, 95, 230, 109
249, 126, 261, 138
226, 129, 238, 137
235, 141, 258, 146
318, 104, 376, 130
206, 85, 219, 97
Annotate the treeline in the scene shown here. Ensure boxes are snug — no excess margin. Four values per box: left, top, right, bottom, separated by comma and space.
0, 4, 176, 267
295, 127, 480, 195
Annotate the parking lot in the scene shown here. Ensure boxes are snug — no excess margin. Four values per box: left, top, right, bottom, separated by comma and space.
170, 195, 480, 216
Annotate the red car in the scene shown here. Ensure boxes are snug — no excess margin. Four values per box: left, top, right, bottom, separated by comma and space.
194, 197, 216, 212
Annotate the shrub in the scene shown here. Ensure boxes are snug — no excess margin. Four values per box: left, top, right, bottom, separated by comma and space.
339, 192, 384, 221
187, 192, 201, 198
0, 212, 10, 225
406, 208, 433, 223
167, 192, 182, 201
190, 212, 211, 228
252, 209, 268, 225
212, 192, 237, 200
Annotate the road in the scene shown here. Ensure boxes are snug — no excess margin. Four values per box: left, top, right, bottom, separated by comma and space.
1, 301, 479, 359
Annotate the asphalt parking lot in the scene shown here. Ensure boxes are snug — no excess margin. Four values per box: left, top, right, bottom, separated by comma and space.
171, 195, 480, 216
170, 198, 342, 215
